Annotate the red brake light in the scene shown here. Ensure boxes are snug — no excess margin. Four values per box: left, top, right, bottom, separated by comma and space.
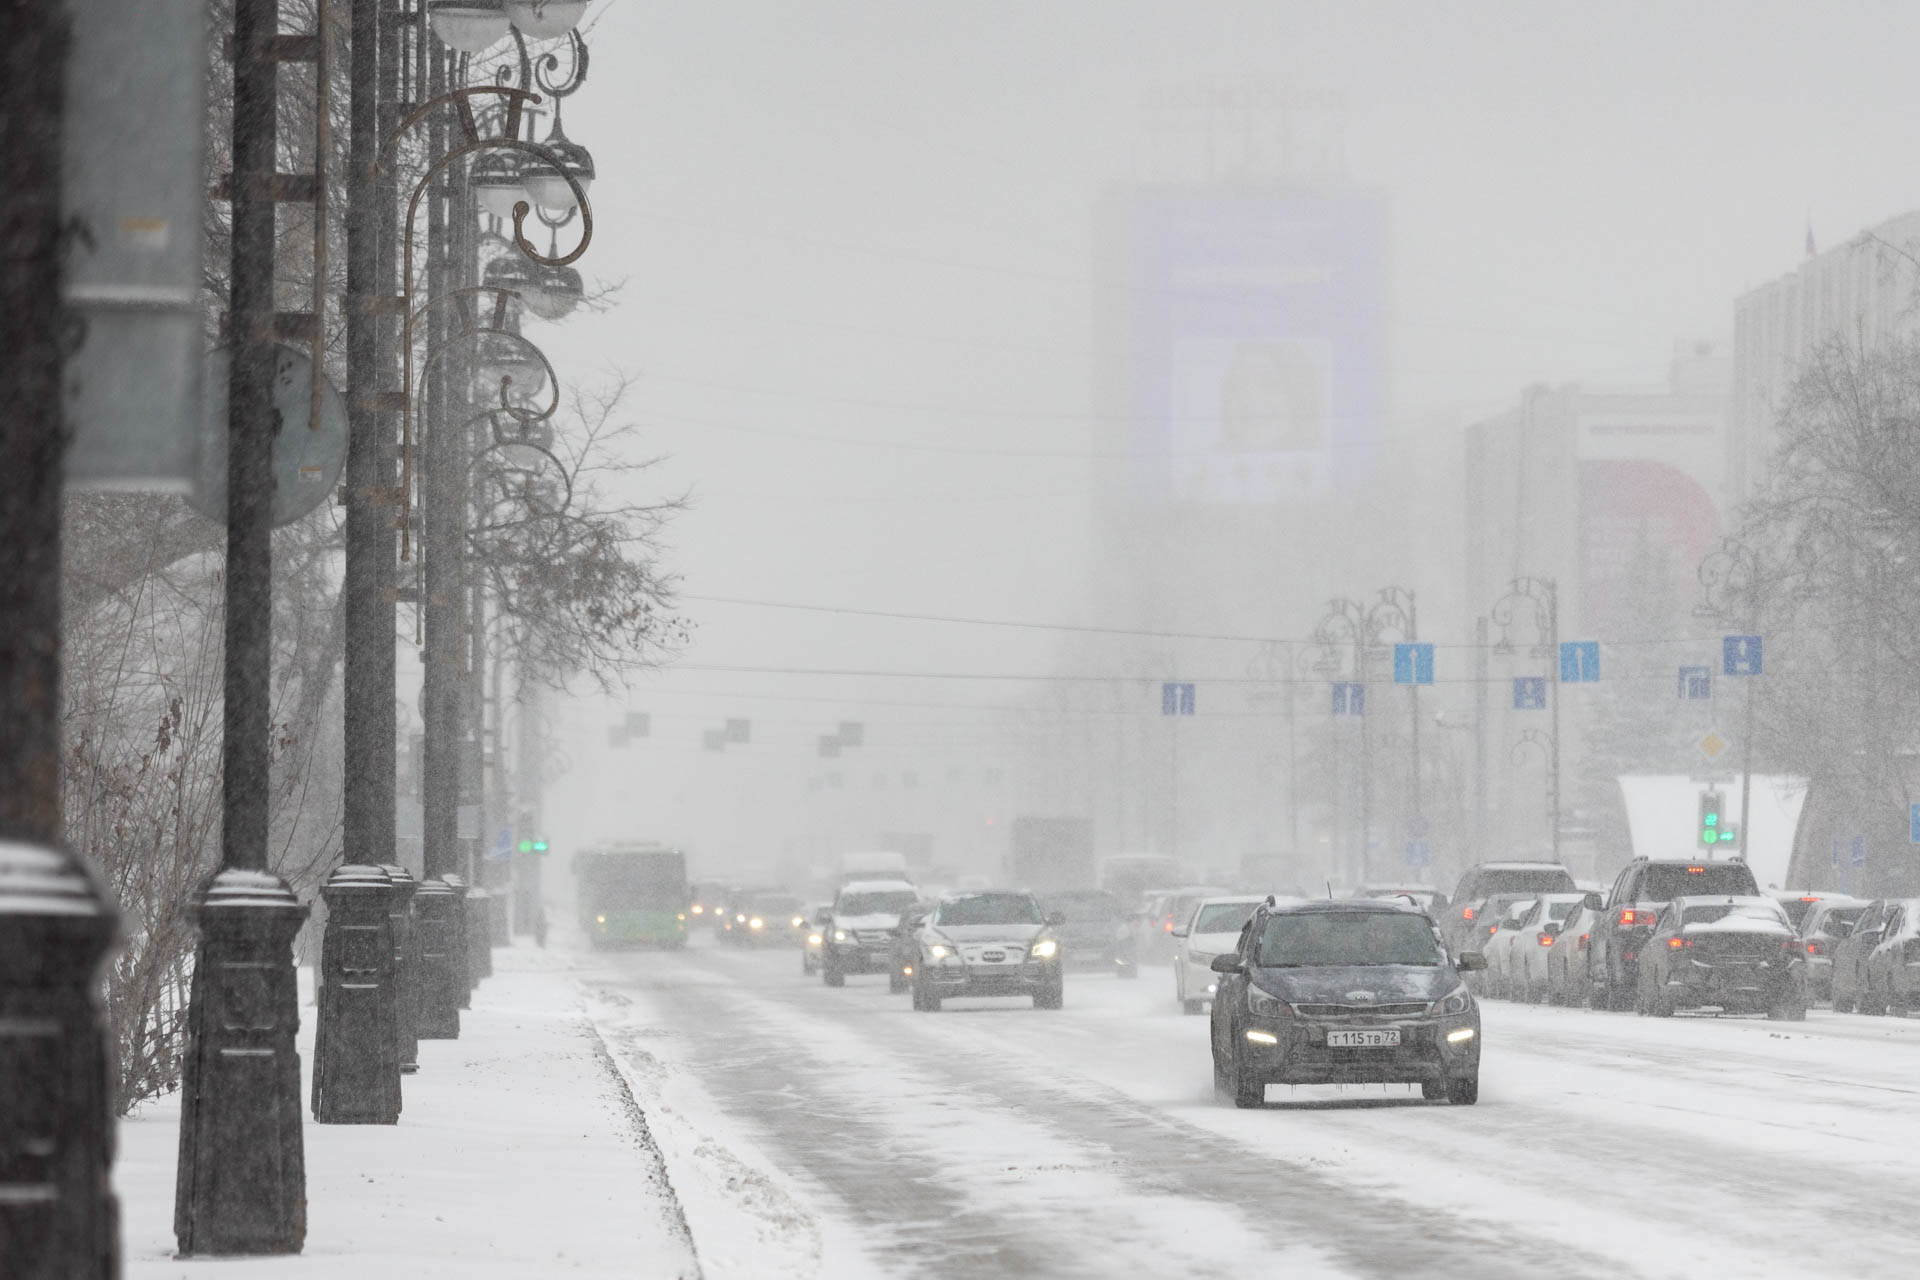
1537, 933, 1555, 947
1619, 909, 1655, 927
1686, 866, 1705, 874
1463, 907, 1476, 921
1668, 936, 1692, 949
1799, 896, 1820, 903
1164, 920, 1173, 933
1805, 940, 1823, 956
1577, 933, 1590, 951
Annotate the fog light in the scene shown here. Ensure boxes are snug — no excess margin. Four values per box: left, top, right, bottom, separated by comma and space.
594, 914, 606, 926
904, 966, 914, 976
1244, 1029, 1279, 1046
1447, 1028, 1475, 1044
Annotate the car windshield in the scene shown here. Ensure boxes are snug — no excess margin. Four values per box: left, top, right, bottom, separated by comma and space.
837, 890, 918, 916
1255, 912, 1444, 968
1679, 902, 1789, 928
1194, 902, 1260, 934
937, 894, 1043, 926
1813, 906, 1864, 937
1643, 864, 1756, 900
1474, 868, 1576, 895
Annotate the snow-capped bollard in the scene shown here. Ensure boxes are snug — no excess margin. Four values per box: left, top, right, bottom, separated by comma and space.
441, 873, 473, 1009
0, 839, 120, 1280
466, 886, 493, 981
411, 879, 461, 1040
311, 866, 400, 1124
174, 867, 309, 1256
378, 865, 419, 1073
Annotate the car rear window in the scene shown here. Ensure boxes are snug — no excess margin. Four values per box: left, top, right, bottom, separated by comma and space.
1474, 868, 1576, 895
1194, 902, 1259, 935
1642, 864, 1758, 901
1813, 906, 1865, 937
1679, 901, 1789, 928
1544, 899, 1580, 922
1256, 912, 1443, 968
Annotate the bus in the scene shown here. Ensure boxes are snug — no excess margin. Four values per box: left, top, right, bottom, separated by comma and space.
574, 843, 688, 948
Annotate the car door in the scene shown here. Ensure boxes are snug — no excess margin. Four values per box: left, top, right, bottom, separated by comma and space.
1836, 900, 1888, 1003
1592, 865, 1632, 981
1211, 915, 1257, 1054
1871, 905, 1906, 993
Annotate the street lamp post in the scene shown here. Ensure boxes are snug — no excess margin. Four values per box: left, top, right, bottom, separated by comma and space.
1314, 598, 1372, 881
1368, 587, 1421, 839
1492, 577, 1561, 861
1698, 540, 1763, 858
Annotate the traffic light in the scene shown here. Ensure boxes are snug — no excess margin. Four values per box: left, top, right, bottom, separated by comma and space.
516, 837, 549, 855
1698, 790, 1724, 849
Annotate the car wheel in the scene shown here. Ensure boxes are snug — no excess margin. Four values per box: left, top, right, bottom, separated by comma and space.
1862, 977, 1888, 1016
913, 980, 941, 1012
823, 962, 845, 989
1421, 1079, 1447, 1101
1648, 976, 1675, 1018
1229, 1034, 1264, 1110
889, 971, 908, 994
1447, 1074, 1479, 1106
1033, 978, 1064, 1011
1211, 1040, 1231, 1100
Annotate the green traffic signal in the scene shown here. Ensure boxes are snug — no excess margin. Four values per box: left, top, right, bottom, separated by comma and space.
516, 837, 550, 854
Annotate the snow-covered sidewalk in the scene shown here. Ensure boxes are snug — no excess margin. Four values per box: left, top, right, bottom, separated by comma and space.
116, 942, 700, 1278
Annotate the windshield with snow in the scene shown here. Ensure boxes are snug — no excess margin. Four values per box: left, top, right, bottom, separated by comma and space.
1194, 902, 1260, 935
1256, 912, 1444, 968
836, 890, 918, 917
936, 894, 1044, 927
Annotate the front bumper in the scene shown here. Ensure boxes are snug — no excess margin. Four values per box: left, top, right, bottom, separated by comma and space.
920, 957, 1060, 997
825, 941, 896, 974
1662, 960, 1795, 1009
1238, 1014, 1480, 1085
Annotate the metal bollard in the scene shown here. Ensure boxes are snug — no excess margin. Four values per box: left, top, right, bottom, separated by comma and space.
466, 886, 492, 981
411, 879, 461, 1040
378, 865, 418, 1074
0, 840, 120, 1280
441, 873, 473, 1009
174, 868, 309, 1256
311, 866, 399, 1124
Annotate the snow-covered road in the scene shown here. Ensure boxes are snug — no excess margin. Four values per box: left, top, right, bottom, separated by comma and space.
587, 939, 1920, 1280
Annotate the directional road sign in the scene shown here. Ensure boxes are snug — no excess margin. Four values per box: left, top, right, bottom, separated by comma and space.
1853, 835, 1868, 869
1162, 682, 1196, 716
1392, 643, 1434, 685
1513, 677, 1546, 710
1559, 641, 1600, 682
1723, 635, 1763, 677
1404, 839, 1432, 869
1910, 804, 1920, 845
1330, 682, 1365, 716
1678, 666, 1712, 700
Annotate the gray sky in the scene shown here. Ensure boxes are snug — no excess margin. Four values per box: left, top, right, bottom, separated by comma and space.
535, 1, 1920, 866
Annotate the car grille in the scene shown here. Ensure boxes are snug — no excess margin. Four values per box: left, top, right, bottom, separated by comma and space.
960, 944, 1026, 965
1293, 1002, 1429, 1018
853, 930, 893, 946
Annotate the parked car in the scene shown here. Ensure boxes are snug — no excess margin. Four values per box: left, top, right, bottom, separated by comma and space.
1830, 899, 1897, 1014
1590, 858, 1760, 1010
1137, 885, 1230, 965
1207, 898, 1484, 1108
1483, 893, 1587, 1002
820, 879, 920, 987
1858, 899, 1920, 1015
1797, 897, 1866, 1003
910, 890, 1064, 1011
1635, 896, 1806, 1019
1443, 862, 1578, 956
1041, 888, 1138, 978
1173, 896, 1267, 1014
1544, 902, 1604, 1006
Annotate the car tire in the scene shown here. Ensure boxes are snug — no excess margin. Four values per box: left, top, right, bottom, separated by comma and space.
1033, 978, 1064, 1011
1421, 1079, 1448, 1101
1832, 983, 1855, 1014
913, 980, 941, 1012
1647, 975, 1675, 1018
823, 963, 845, 989
1181, 999, 1205, 1016
889, 971, 908, 994
1862, 977, 1888, 1016
1229, 1035, 1264, 1110
1447, 1074, 1479, 1106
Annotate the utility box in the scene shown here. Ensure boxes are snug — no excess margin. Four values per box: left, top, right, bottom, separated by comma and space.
61, 0, 207, 488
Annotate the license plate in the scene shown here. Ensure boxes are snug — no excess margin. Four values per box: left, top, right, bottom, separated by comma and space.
1326, 1028, 1400, 1048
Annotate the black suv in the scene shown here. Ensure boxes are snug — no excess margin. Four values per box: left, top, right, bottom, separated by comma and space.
1443, 862, 1578, 956
1589, 857, 1760, 1010
1208, 898, 1485, 1109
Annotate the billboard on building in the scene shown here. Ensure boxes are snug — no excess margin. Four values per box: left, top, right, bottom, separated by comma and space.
1096, 185, 1389, 506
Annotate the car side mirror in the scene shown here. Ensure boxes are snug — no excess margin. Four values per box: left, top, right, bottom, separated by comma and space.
1171, 927, 1189, 938
1046, 911, 1066, 927
1209, 954, 1243, 974
1456, 951, 1489, 972
1541, 922, 1561, 939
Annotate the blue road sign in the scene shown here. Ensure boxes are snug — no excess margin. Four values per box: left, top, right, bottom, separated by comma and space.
1678, 666, 1712, 700
1513, 676, 1546, 710
1911, 804, 1920, 845
1404, 838, 1431, 869
1559, 641, 1601, 682
1393, 643, 1434, 685
1853, 835, 1868, 869
1330, 682, 1365, 716
1161, 682, 1195, 716
1723, 635, 1763, 677
1831, 838, 1841, 869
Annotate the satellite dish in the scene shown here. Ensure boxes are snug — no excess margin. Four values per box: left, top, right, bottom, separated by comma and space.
190, 344, 349, 527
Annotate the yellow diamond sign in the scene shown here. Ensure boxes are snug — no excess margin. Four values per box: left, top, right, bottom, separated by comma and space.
1699, 731, 1729, 760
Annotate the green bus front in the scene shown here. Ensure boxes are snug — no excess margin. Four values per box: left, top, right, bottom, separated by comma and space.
576, 846, 689, 948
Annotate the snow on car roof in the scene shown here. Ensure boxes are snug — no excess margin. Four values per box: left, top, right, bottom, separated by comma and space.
840, 879, 916, 893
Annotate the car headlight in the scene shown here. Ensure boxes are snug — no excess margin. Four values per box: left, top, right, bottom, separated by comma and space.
749, 918, 764, 930
1030, 939, 1058, 959
1430, 986, 1473, 1016
791, 915, 805, 928
1246, 984, 1293, 1017
833, 928, 850, 943
925, 943, 952, 960
807, 933, 822, 946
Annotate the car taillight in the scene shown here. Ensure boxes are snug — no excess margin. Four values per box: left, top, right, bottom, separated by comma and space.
1537, 934, 1555, 947
1463, 906, 1476, 921
1163, 920, 1174, 933
1804, 940, 1823, 956
1667, 936, 1692, 949
1577, 933, 1590, 951
1619, 909, 1655, 927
